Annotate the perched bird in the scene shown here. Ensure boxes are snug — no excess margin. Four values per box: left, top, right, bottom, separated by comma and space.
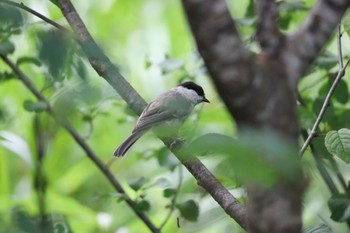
114, 81, 209, 157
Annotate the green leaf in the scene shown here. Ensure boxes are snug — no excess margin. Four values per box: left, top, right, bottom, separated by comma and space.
0, 40, 15, 55
163, 188, 176, 198
147, 177, 171, 189
244, 0, 255, 17
145, 57, 152, 69
37, 30, 73, 80
184, 132, 300, 184
129, 177, 148, 191
325, 128, 350, 163
312, 97, 334, 122
278, 1, 309, 11
0, 71, 15, 82
13, 208, 40, 233
176, 200, 199, 222
74, 58, 87, 80
136, 199, 151, 212
0, 131, 33, 167
328, 193, 350, 222
23, 100, 48, 112
156, 147, 178, 171
343, 12, 350, 38
0, 4, 24, 34
17, 56, 42, 67
313, 51, 338, 70
319, 79, 349, 104
49, 0, 60, 7
303, 224, 332, 233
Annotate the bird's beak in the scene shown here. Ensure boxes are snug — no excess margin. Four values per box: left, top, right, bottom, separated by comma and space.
202, 97, 210, 103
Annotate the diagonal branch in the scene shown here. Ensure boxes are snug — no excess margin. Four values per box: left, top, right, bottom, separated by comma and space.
255, 0, 285, 56
0, 54, 160, 233
285, 0, 350, 84
0, 0, 68, 32
56, 0, 247, 229
299, 58, 350, 156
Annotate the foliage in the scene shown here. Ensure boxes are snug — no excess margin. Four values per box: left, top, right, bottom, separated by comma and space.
0, 0, 349, 233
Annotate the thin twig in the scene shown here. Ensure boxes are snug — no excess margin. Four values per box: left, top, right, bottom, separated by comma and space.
0, 0, 68, 32
301, 129, 338, 194
337, 24, 344, 69
159, 166, 183, 230
299, 58, 350, 156
299, 95, 347, 193
0, 54, 160, 233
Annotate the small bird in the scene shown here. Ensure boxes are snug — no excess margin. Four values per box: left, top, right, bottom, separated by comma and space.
114, 81, 209, 157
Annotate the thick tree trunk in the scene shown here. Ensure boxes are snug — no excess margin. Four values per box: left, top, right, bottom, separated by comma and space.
181, 0, 349, 232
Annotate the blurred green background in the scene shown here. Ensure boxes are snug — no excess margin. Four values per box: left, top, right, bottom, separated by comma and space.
1, 0, 350, 232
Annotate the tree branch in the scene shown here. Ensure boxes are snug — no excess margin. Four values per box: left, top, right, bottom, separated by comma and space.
255, 0, 285, 56
0, 54, 160, 233
56, 0, 247, 229
56, 0, 146, 115
176, 155, 246, 227
299, 60, 350, 156
0, 0, 68, 32
285, 0, 350, 84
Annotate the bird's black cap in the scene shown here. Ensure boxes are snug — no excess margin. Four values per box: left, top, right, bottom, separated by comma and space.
179, 81, 209, 103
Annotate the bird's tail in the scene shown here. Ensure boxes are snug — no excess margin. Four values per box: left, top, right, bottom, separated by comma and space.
114, 131, 145, 157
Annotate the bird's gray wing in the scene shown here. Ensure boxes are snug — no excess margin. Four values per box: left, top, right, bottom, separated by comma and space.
132, 107, 174, 133
132, 90, 191, 133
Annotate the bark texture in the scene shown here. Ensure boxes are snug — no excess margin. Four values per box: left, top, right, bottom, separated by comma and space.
181, 0, 350, 232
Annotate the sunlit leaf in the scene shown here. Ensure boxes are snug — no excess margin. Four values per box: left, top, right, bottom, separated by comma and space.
0, 131, 33, 167
325, 128, 350, 163
328, 193, 350, 222
176, 200, 199, 222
